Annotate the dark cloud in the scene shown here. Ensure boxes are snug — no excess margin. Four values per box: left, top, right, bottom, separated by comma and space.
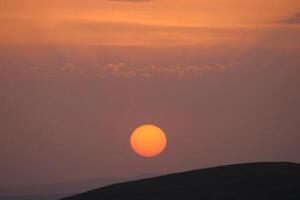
280, 12, 300, 24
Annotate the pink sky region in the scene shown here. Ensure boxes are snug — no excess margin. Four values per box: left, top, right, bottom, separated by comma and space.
0, 0, 299, 193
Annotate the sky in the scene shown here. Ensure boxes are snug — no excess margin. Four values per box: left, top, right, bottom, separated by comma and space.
0, 0, 300, 190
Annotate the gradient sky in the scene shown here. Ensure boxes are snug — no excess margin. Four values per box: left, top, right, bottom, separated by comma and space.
0, 0, 300, 190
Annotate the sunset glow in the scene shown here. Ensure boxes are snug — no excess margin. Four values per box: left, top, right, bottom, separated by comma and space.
0, 0, 300, 194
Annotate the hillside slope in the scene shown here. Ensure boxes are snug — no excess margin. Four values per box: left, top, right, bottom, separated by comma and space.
61, 162, 300, 200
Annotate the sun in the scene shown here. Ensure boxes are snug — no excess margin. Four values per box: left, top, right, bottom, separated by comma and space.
130, 125, 167, 157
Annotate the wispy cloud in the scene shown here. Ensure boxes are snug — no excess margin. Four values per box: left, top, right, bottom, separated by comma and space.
61, 63, 87, 73
89, 63, 234, 79
280, 12, 300, 24
3, 61, 235, 79
107, 0, 153, 3
0, 16, 263, 46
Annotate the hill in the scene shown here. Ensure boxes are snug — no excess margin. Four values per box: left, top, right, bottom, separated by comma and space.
61, 162, 300, 200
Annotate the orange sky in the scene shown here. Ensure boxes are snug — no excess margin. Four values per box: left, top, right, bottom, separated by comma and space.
1, 0, 300, 46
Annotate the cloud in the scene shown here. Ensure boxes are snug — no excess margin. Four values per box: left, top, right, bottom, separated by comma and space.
280, 12, 300, 24
61, 63, 87, 73
103, 63, 136, 78
0, 14, 267, 46
107, 0, 153, 2
1, 62, 234, 79
100, 63, 234, 79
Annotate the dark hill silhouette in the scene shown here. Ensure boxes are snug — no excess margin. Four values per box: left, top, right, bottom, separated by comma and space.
61, 162, 300, 200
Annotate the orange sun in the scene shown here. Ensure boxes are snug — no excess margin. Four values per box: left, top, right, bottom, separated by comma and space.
130, 125, 167, 157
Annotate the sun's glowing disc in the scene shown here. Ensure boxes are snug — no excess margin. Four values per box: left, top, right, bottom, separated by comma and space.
130, 125, 167, 157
